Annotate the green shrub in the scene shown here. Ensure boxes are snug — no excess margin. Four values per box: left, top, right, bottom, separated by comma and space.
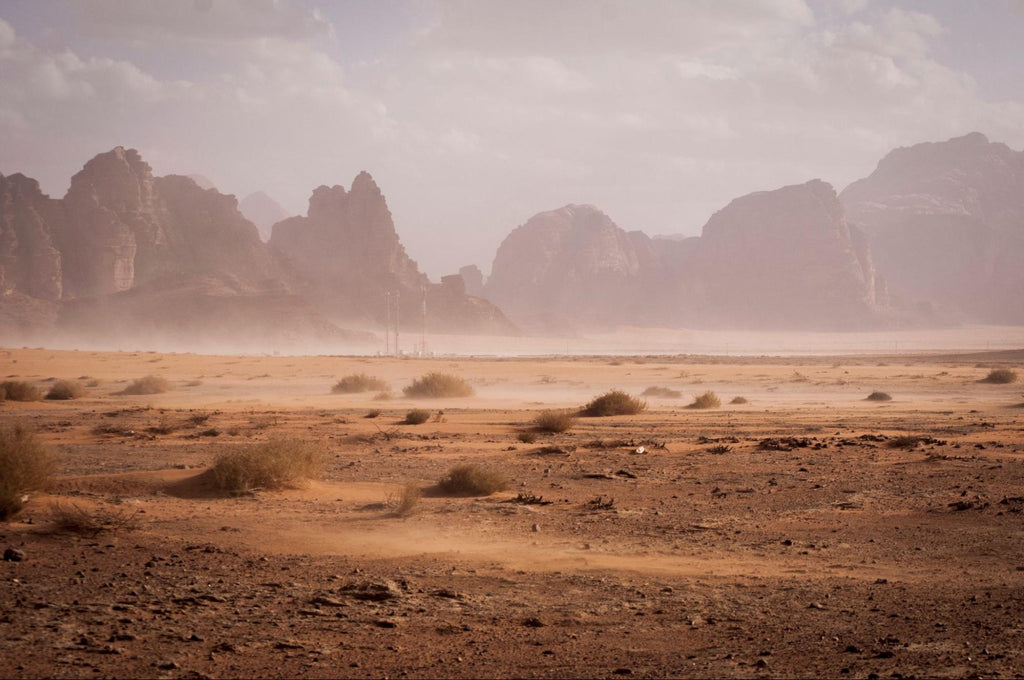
641, 386, 681, 398
437, 464, 508, 496
331, 373, 388, 394
0, 425, 56, 520
118, 375, 171, 395
580, 390, 646, 417
210, 439, 326, 494
403, 372, 474, 398
979, 368, 1017, 384
534, 409, 576, 433
403, 409, 431, 425
1, 381, 42, 401
45, 380, 86, 400
686, 391, 721, 409
866, 391, 892, 401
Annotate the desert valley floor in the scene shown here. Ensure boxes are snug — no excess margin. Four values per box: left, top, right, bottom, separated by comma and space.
1, 347, 1023, 678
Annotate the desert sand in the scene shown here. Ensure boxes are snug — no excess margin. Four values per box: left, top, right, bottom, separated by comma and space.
2, 346, 1023, 678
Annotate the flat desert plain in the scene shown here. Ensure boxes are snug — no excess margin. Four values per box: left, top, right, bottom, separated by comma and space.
2, 347, 1023, 679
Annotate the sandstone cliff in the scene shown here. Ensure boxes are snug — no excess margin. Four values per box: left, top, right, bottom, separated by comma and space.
239, 191, 290, 242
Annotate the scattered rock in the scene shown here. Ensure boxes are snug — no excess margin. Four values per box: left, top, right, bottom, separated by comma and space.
4, 548, 26, 562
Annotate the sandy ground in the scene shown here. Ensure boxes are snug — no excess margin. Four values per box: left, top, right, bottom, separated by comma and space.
1, 346, 1023, 678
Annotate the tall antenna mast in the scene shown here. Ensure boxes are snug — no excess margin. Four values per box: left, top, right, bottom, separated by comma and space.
394, 289, 400, 355
384, 291, 391, 355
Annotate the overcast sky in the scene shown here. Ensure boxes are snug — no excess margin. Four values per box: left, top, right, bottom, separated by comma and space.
2, 0, 1023, 278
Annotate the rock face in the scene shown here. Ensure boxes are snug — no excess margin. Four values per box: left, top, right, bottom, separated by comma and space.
239, 191, 290, 242
271, 173, 515, 335
0, 173, 64, 301
840, 132, 1024, 323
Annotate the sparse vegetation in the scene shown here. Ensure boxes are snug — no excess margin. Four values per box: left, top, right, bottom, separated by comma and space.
437, 464, 508, 496
373, 391, 393, 401
364, 409, 382, 419
980, 368, 1018, 384
642, 386, 682, 398
887, 435, 923, 449
47, 501, 140, 536
0, 425, 56, 520
403, 409, 431, 425
210, 439, 327, 494
730, 396, 748, 404
332, 373, 389, 394
119, 375, 171, 395
533, 409, 577, 433
580, 390, 647, 417
403, 372, 474, 399
686, 391, 721, 409
45, 379, 86, 400
866, 391, 893, 401
1, 380, 42, 401
708, 444, 733, 454
517, 432, 538, 444
388, 483, 422, 517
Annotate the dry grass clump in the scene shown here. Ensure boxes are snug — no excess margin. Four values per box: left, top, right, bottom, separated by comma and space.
730, 396, 748, 404
47, 501, 140, 536
866, 391, 893, 401
686, 391, 721, 409
979, 368, 1018, 384
118, 375, 171, 395
517, 432, 538, 444
388, 483, 422, 517
580, 390, 647, 417
642, 386, 682, 398
1, 380, 43, 401
533, 409, 577, 433
403, 409, 431, 425
0, 425, 56, 520
437, 464, 508, 496
45, 379, 86, 400
403, 372, 474, 399
331, 373, 388, 394
887, 435, 923, 449
210, 439, 327, 494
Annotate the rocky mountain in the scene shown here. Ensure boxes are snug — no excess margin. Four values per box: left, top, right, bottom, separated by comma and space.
840, 132, 1024, 323
270, 173, 515, 335
239, 191, 290, 242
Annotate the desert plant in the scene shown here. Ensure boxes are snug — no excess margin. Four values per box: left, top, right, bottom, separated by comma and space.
331, 373, 388, 394
980, 368, 1018, 384
866, 391, 892, 401
45, 379, 86, 400
403, 372, 474, 399
119, 375, 171, 395
887, 435, 923, 449
403, 409, 431, 425
210, 439, 326, 494
1, 380, 43, 401
388, 483, 422, 517
580, 390, 646, 417
686, 391, 721, 409
707, 444, 733, 454
730, 396, 748, 404
642, 386, 682, 398
364, 409, 382, 419
0, 425, 56, 520
533, 409, 577, 433
47, 501, 140, 536
517, 432, 538, 444
437, 464, 508, 496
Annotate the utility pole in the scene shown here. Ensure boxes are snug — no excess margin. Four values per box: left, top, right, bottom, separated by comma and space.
420, 285, 427, 357
394, 289, 400, 355
384, 291, 391, 355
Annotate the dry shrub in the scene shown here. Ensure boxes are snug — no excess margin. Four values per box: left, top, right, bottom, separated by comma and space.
373, 391, 393, 401
45, 379, 86, 400
47, 501, 140, 536
0, 425, 56, 520
437, 464, 508, 496
211, 439, 326, 494
580, 390, 646, 417
534, 409, 576, 433
887, 435, 922, 449
403, 409, 431, 425
1, 380, 43, 401
866, 391, 892, 401
980, 368, 1018, 384
686, 391, 721, 409
388, 483, 422, 517
642, 386, 682, 398
364, 409, 382, 419
517, 432, 538, 444
403, 373, 474, 399
332, 373, 388, 394
730, 396, 749, 404
119, 375, 171, 395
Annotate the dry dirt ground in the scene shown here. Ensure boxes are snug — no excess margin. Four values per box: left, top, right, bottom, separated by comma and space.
2, 347, 1023, 679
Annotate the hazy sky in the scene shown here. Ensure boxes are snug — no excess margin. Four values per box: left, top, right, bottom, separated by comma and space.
1, 1, 1023, 278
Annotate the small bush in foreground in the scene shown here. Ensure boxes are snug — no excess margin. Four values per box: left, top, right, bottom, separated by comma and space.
730, 396, 748, 404
403, 409, 431, 425
534, 409, 576, 433
642, 386, 682, 398
46, 380, 86, 400
332, 373, 388, 394
0, 425, 56, 520
364, 409, 382, 419
437, 464, 508, 496
47, 501, 140, 536
403, 372, 474, 399
980, 368, 1017, 384
686, 391, 721, 409
580, 390, 646, 417
866, 391, 892, 401
388, 483, 422, 517
119, 375, 171, 395
211, 439, 326, 494
1, 381, 42, 401
517, 432, 537, 444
